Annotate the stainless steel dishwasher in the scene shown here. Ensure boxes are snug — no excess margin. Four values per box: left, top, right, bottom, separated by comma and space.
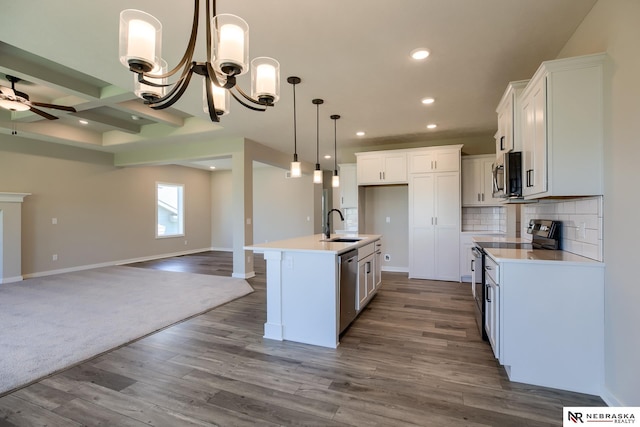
339, 249, 358, 334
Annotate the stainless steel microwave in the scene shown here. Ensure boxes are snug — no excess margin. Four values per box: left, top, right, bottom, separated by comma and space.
492, 151, 522, 199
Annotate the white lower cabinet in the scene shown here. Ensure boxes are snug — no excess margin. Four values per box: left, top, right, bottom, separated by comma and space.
484, 255, 500, 359
357, 240, 381, 311
488, 253, 604, 394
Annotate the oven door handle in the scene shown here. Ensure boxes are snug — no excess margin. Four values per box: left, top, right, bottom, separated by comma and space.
471, 247, 483, 258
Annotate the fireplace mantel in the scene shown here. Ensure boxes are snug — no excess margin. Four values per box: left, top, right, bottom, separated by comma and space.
0, 192, 31, 284
0, 192, 31, 203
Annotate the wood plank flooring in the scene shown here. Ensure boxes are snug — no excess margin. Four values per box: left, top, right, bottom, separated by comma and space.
0, 251, 604, 426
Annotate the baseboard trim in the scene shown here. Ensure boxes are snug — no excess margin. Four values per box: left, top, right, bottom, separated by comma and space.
0, 275, 24, 284
381, 266, 409, 273
600, 386, 623, 407
233, 271, 256, 279
23, 248, 214, 279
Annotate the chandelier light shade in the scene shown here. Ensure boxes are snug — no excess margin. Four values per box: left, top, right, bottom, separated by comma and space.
118, 0, 280, 123
288, 76, 302, 178
331, 114, 341, 188
119, 10, 162, 73
134, 58, 167, 100
203, 79, 229, 115
251, 57, 280, 104
313, 98, 324, 184
212, 14, 249, 76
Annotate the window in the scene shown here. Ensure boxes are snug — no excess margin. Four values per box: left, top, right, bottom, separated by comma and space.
156, 183, 184, 237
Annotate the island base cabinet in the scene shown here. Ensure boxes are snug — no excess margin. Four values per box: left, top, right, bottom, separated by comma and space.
263, 250, 340, 349
499, 260, 604, 395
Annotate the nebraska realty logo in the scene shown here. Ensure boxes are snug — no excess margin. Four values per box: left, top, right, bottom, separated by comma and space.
564, 407, 639, 425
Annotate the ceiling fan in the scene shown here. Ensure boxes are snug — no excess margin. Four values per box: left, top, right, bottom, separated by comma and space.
0, 75, 77, 120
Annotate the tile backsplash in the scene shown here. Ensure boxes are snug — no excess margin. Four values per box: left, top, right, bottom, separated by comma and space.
522, 196, 603, 261
462, 206, 506, 232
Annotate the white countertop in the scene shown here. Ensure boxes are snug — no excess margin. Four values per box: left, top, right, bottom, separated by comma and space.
473, 235, 603, 266
245, 233, 382, 254
485, 247, 603, 266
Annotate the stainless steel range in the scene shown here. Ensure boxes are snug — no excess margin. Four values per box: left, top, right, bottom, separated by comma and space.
471, 219, 561, 341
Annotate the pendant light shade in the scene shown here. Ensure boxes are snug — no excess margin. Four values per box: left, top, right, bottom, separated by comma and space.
312, 98, 324, 185
288, 76, 302, 178
331, 114, 340, 188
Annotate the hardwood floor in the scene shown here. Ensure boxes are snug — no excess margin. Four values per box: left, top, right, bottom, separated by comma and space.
0, 251, 604, 426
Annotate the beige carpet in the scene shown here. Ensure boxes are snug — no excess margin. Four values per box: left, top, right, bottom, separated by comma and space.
0, 266, 253, 395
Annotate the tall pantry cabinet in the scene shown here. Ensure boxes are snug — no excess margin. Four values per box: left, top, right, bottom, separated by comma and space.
408, 145, 462, 281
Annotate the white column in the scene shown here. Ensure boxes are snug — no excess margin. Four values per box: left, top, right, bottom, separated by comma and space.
0, 193, 31, 284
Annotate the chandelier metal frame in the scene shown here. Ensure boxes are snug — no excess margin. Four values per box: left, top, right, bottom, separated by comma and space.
121, 0, 278, 122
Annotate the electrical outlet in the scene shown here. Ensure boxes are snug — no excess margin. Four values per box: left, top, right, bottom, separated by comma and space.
52, 254, 58, 261
386, 216, 391, 223
52, 218, 57, 225
384, 254, 391, 261
184, 240, 188, 245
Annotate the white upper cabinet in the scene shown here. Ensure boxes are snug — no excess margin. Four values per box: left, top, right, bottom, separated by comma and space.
356, 151, 407, 185
495, 81, 528, 160
462, 155, 502, 206
520, 53, 605, 199
409, 147, 460, 173
338, 163, 358, 208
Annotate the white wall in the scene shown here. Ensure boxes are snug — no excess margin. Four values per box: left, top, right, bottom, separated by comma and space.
0, 137, 213, 276
210, 171, 234, 250
362, 185, 409, 271
252, 165, 315, 243
210, 165, 317, 249
557, 0, 640, 406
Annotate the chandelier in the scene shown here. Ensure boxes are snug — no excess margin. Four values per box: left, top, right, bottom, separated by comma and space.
118, 0, 280, 122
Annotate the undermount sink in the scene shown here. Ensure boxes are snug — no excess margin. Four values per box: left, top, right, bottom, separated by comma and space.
321, 237, 363, 243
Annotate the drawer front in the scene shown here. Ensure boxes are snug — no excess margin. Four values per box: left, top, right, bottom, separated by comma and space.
485, 255, 499, 284
358, 242, 375, 260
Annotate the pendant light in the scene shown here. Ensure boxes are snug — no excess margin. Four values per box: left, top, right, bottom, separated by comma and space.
312, 98, 324, 184
287, 76, 301, 178
331, 114, 341, 187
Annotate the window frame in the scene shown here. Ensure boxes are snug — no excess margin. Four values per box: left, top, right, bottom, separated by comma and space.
155, 181, 185, 239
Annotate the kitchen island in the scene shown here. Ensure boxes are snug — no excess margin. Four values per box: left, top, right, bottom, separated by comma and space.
245, 234, 382, 348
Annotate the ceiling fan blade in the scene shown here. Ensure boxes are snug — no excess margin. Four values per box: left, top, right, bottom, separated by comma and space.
30, 101, 76, 112
29, 106, 59, 120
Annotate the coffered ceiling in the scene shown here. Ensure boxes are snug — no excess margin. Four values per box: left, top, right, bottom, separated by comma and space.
0, 0, 597, 169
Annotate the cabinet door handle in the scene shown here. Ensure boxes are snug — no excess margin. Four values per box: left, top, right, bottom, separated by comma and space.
431, 217, 434, 225
481, 193, 485, 201
379, 171, 382, 180
486, 284, 491, 302
477, 193, 481, 202
471, 259, 475, 272
500, 136, 505, 151
526, 169, 534, 187
434, 160, 437, 170
383, 171, 385, 180
366, 261, 371, 274
434, 217, 438, 225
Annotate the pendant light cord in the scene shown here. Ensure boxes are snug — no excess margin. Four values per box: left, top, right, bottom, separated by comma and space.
316, 103, 320, 164
333, 118, 338, 172
293, 83, 297, 160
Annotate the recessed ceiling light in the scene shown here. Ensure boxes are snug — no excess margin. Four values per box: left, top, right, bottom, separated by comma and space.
421, 97, 435, 105
79, 119, 89, 125
356, 131, 365, 137
411, 48, 430, 60
427, 123, 437, 129
209, 166, 216, 169
324, 155, 332, 159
